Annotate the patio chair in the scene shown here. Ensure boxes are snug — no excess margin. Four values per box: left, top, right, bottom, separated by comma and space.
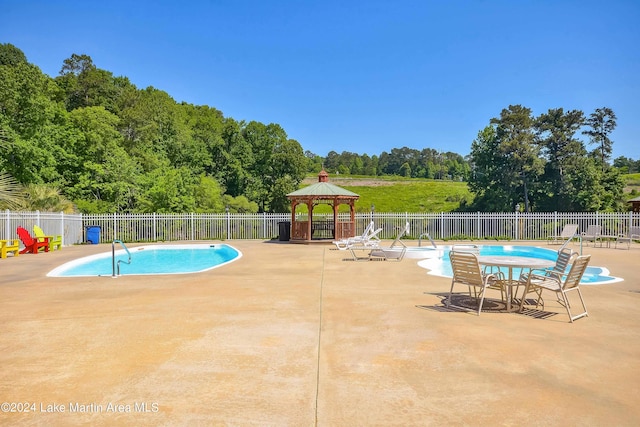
581, 225, 602, 247
450, 244, 508, 300
446, 250, 502, 315
33, 225, 62, 251
519, 254, 591, 322
1, 239, 20, 258
518, 247, 578, 305
615, 226, 640, 249
547, 224, 578, 245
16, 226, 49, 254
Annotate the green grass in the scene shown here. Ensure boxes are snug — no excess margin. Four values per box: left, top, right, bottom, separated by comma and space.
341, 181, 471, 213
301, 173, 639, 213
302, 175, 472, 213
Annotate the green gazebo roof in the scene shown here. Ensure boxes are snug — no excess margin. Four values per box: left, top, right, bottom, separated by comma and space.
287, 181, 359, 198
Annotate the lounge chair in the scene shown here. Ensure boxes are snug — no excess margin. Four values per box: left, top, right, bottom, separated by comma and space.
446, 250, 502, 315
16, 226, 49, 254
33, 225, 62, 251
547, 224, 578, 245
367, 222, 410, 261
519, 254, 591, 322
333, 221, 382, 250
581, 225, 602, 247
1, 239, 20, 258
615, 226, 640, 249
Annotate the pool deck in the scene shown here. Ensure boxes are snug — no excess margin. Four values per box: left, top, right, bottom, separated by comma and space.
1, 240, 639, 426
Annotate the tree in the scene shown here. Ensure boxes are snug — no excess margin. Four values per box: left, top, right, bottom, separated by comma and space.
0, 43, 27, 66
489, 105, 543, 212
582, 107, 617, 171
534, 108, 586, 211
467, 126, 513, 211
22, 184, 75, 213
0, 172, 25, 210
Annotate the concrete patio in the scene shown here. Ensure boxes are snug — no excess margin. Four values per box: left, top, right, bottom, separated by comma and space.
1, 240, 638, 426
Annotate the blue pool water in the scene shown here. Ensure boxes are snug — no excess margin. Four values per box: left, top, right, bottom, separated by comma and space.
47, 244, 242, 277
416, 245, 622, 285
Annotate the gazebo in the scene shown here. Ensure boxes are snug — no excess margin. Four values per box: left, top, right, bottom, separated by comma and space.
286, 170, 360, 243
628, 196, 640, 213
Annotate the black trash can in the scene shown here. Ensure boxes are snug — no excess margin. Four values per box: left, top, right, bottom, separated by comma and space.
85, 225, 101, 244
278, 221, 291, 241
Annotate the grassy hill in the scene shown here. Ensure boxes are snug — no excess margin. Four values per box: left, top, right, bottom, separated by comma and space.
302, 175, 472, 213
302, 173, 640, 213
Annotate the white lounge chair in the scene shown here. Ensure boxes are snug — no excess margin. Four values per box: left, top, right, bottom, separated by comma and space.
615, 226, 640, 249
367, 222, 410, 261
519, 254, 591, 322
547, 224, 578, 245
333, 221, 382, 250
581, 225, 602, 247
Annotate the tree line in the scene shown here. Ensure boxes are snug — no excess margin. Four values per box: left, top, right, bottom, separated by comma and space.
0, 43, 636, 213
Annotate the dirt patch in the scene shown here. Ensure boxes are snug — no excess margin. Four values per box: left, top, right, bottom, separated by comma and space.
302, 177, 411, 187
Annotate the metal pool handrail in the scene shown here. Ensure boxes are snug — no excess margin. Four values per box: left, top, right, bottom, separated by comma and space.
418, 233, 437, 248
112, 240, 131, 278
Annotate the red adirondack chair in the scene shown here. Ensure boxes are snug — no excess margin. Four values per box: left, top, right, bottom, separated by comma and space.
16, 226, 49, 254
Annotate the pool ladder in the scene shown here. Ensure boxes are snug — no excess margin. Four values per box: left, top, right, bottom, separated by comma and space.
112, 240, 131, 278
418, 233, 437, 248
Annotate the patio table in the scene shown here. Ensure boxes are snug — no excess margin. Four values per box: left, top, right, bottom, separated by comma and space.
477, 256, 555, 312
595, 235, 618, 248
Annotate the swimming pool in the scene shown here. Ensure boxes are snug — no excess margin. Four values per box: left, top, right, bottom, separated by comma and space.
47, 244, 242, 277
416, 245, 622, 285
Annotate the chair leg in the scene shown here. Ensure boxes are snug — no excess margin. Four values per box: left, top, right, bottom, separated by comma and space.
446, 280, 455, 308
476, 287, 486, 316
563, 288, 588, 322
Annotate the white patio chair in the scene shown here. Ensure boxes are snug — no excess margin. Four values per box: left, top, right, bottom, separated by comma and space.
446, 251, 502, 315
615, 226, 640, 249
547, 224, 578, 245
581, 225, 602, 247
519, 254, 591, 322
518, 247, 578, 306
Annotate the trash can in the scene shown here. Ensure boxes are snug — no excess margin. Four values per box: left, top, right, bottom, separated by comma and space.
85, 225, 101, 244
278, 221, 291, 241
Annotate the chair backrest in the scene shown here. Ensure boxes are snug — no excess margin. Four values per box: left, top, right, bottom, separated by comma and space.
628, 226, 640, 237
549, 248, 578, 278
361, 221, 374, 239
16, 226, 34, 246
390, 222, 410, 248
450, 251, 485, 287
451, 244, 480, 255
33, 225, 45, 239
560, 224, 578, 238
561, 254, 591, 291
584, 225, 601, 236
366, 227, 383, 242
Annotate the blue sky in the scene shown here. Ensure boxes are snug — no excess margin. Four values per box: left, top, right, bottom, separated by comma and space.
2, 0, 639, 160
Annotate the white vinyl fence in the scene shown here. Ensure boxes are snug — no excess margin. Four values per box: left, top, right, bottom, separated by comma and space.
2, 210, 639, 245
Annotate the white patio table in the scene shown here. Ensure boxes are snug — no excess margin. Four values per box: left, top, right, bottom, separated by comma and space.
477, 256, 555, 312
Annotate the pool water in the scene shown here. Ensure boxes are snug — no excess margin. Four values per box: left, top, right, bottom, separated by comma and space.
47, 244, 242, 277
416, 245, 622, 285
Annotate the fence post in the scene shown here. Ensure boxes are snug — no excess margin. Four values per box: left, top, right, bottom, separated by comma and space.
60, 211, 64, 246
113, 212, 117, 241
5, 209, 9, 240
190, 212, 194, 241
